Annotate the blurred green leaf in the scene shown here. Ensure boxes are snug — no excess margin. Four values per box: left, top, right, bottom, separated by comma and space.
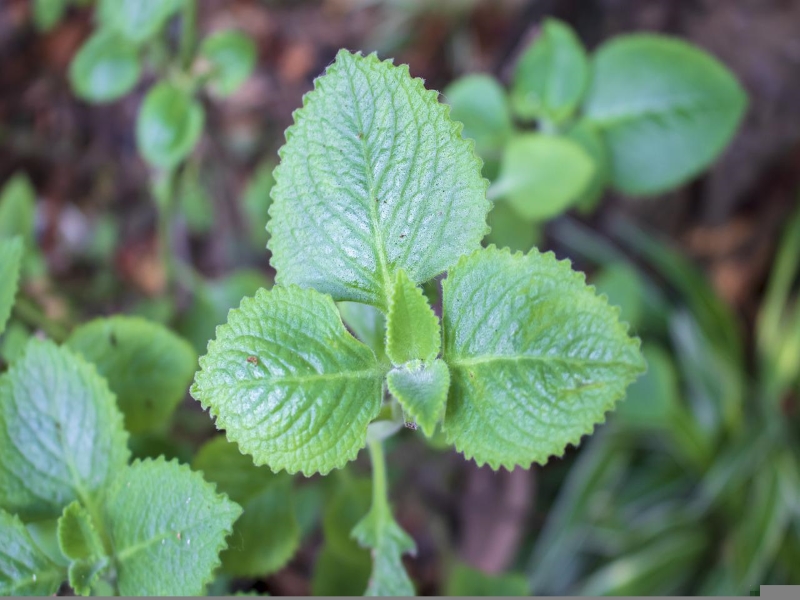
511, 18, 589, 124
200, 30, 257, 97
490, 133, 595, 221
136, 82, 204, 169
584, 34, 747, 196
592, 263, 646, 330
485, 201, 541, 253
179, 163, 214, 234
446, 563, 530, 596
445, 74, 514, 165
99, 0, 184, 45
312, 543, 371, 596
0, 321, 30, 365
241, 161, 275, 249
0, 237, 23, 337
616, 344, 678, 428
69, 30, 141, 103
566, 120, 609, 213
0, 173, 36, 247
33, 0, 69, 31
193, 436, 299, 577
66, 316, 197, 434
338, 301, 387, 363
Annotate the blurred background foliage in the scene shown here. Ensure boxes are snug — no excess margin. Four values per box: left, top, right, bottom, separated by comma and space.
2, 0, 800, 595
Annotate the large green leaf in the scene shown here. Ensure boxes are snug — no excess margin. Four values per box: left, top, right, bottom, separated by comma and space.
66, 316, 197, 434
584, 35, 747, 196
136, 82, 204, 169
444, 74, 514, 164
0, 509, 65, 596
268, 50, 490, 309
386, 269, 440, 365
511, 18, 589, 123
0, 339, 129, 520
441, 247, 645, 469
0, 237, 23, 336
104, 458, 241, 596
99, 0, 184, 45
193, 436, 300, 577
491, 133, 595, 222
191, 286, 384, 475
69, 30, 141, 103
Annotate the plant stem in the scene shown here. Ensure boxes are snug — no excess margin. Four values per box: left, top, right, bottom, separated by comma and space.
367, 438, 390, 520
154, 170, 179, 294
12, 297, 69, 342
179, 0, 198, 71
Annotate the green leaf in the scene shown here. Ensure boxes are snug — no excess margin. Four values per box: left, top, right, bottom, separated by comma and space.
193, 436, 300, 577
66, 316, 197, 434
444, 74, 513, 163
312, 543, 372, 596
33, 0, 68, 31
491, 133, 595, 222
191, 286, 384, 475
511, 18, 589, 123
68, 557, 109, 597
446, 563, 530, 596
99, 0, 184, 45
591, 263, 645, 329
0, 173, 36, 246
241, 161, 275, 249
69, 30, 141, 103
584, 34, 747, 196
0, 509, 65, 596
268, 50, 490, 310
136, 82, 204, 169
485, 201, 541, 253
387, 358, 449, 436
352, 511, 416, 596
0, 339, 129, 520
200, 30, 257, 97
566, 120, 609, 213
57, 501, 105, 561
103, 458, 241, 596
386, 269, 440, 365
338, 301, 387, 363
0, 237, 23, 336
441, 247, 645, 469
615, 344, 679, 428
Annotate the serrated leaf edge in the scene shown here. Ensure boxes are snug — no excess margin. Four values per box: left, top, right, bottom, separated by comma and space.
441, 245, 645, 471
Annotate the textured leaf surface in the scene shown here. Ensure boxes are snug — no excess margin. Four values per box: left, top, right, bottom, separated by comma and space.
0, 237, 23, 336
193, 436, 300, 577
338, 301, 387, 362
511, 18, 589, 123
200, 30, 257, 97
191, 286, 384, 475
0, 509, 65, 596
67, 316, 197, 434
584, 34, 747, 195
444, 74, 513, 163
268, 50, 490, 309
57, 501, 105, 562
100, 0, 184, 44
493, 133, 595, 221
386, 269, 441, 365
441, 247, 645, 469
387, 359, 450, 436
104, 458, 241, 596
0, 340, 129, 520
69, 30, 141, 103
136, 82, 204, 169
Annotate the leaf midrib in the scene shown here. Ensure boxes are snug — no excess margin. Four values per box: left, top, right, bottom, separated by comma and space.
447, 354, 640, 371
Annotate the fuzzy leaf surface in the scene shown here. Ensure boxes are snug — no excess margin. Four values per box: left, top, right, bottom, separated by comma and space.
441, 247, 645, 469
387, 359, 450, 436
193, 436, 300, 577
268, 50, 489, 309
67, 316, 197, 434
0, 509, 65, 596
386, 269, 441, 365
0, 340, 129, 520
584, 34, 747, 195
0, 236, 23, 336
191, 286, 384, 475
57, 502, 105, 562
104, 458, 241, 596
511, 18, 589, 122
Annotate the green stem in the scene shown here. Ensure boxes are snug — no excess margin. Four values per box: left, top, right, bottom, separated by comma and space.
12, 297, 69, 343
179, 0, 198, 71
154, 170, 179, 293
367, 438, 390, 520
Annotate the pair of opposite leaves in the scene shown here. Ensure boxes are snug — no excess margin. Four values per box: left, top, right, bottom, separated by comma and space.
191, 50, 645, 476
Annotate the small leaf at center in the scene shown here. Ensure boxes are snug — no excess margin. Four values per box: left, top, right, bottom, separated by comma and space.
386, 269, 441, 365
